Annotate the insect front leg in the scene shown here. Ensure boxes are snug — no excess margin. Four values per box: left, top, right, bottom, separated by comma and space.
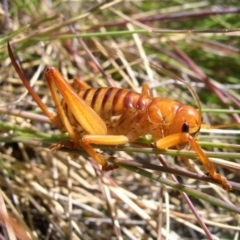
80, 135, 129, 170
156, 133, 232, 190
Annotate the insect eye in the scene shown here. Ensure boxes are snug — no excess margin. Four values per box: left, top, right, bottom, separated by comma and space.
182, 122, 189, 133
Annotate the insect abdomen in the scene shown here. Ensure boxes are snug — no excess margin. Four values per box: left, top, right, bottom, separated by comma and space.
78, 87, 152, 120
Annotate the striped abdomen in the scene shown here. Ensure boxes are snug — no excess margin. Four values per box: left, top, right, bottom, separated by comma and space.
78, 87, 152, 120
62, 87, 154, 139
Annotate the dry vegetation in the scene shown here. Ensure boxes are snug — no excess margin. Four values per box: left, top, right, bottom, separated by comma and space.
0, 1, 240, 239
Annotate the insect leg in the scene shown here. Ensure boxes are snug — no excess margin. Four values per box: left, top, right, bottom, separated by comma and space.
81, 135, 129, 170
156, 133, 232, 190
141, 82, 151, 96
7, 43, 58, 125
44, 67, 107, 136
71, 77, 91, 90
45, 71, 79, 146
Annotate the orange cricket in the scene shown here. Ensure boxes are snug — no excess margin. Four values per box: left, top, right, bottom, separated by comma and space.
8, 42, 237, 190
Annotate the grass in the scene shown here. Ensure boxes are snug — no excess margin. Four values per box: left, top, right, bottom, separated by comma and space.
0, 1, 240, 239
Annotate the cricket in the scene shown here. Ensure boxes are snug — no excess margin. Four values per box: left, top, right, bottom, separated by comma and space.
8, 42, 239, 190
